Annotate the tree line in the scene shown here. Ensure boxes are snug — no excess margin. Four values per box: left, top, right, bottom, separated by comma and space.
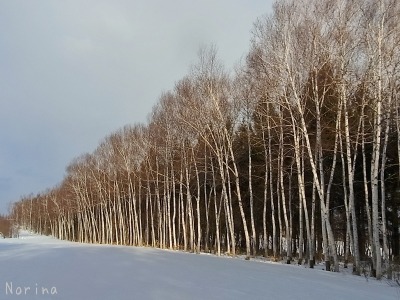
10, 0, 400, 279
0, 215, 13, 238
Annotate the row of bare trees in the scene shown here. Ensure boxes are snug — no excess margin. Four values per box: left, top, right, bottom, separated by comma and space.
0, 215, 14, 238
10, 0, 400, 279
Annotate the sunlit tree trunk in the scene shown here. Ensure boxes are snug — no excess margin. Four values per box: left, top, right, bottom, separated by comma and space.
278, 114, 291, 263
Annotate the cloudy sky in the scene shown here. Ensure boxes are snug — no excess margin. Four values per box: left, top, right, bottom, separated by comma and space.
0, 0, 274, 214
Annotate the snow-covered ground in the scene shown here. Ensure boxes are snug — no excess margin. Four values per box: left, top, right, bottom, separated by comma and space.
0, 231, 397, 300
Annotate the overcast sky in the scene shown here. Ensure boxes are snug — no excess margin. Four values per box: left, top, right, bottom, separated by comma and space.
0, 0, 274, 214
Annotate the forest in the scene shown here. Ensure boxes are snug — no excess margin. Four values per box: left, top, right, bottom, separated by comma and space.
9, 0, 400, 280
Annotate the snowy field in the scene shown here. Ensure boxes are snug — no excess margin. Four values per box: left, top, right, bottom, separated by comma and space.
0, 231, 398, 300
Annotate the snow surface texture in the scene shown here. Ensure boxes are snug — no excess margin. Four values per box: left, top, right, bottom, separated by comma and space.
0, 231, 397, 300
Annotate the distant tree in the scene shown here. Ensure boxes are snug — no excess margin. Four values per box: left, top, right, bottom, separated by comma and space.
0, 215, 13, 238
